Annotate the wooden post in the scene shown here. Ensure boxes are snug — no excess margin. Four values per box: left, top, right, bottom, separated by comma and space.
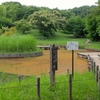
96, 65, 99, 82
88, 66, 90, 72
72, 50, 74, 77
93, 62, 96, 74
50, 70, 55, 86
69, 74, 72, 100
18, 75, 22, 85
88, 59, 92, 72
87, 55, 90, 63
98, 71, 100, 91
37, 77, 40, 100
88, 55, 91, 72
50, 45, 54, 86
50, 44, 57, 86
67, 69, 70, 75
91, 58, 94, 72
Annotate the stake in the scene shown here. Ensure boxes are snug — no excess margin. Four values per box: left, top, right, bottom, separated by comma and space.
72, 50, 74, 77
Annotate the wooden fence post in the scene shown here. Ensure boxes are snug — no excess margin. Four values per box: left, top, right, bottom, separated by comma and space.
50, 44, 58, 86
91, 58, 94, 72
87, 55, 91, 72
68, 74, 72, 100
98, 71, 100, 91
37, 77, 40, 100
93, 62, 96, 74
18, 75, 22, 85
67, 69, 70, 75
88, 56, 93, 72
88, 66, 91, 72
96, 65, 99, 82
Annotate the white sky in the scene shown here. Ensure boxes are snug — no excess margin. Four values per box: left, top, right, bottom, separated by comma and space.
0, 0, 97, 9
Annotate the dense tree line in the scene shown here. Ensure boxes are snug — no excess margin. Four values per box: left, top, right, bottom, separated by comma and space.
85, 0, 100, 41
0, 1, 99, 41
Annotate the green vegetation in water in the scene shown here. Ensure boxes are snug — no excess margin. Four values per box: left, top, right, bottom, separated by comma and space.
0, 72, 99, 100
0, 35, 37, 53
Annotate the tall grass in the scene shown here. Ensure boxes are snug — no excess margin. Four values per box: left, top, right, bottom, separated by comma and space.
0, 72, 99, 100
0, 35, 37, 53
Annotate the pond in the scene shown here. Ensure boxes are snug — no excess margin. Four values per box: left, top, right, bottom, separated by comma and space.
0, 50, 88, 76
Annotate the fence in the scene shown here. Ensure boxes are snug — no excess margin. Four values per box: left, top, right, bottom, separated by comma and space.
0, 72, 100, 100
88, 54, 100, 90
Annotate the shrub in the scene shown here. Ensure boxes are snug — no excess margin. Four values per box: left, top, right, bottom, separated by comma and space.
3, 27, 16, 36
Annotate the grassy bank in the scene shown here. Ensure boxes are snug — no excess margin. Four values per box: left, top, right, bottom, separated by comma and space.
36, 32, 87, 46
0, 72, 99, 100
28, 29, 100, 50
85, 42, 100, 50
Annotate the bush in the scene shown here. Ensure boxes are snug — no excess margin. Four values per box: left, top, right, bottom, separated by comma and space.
3, 27, 16, 36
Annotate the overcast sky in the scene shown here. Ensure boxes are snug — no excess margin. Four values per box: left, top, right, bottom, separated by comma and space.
0, 0, 97, 9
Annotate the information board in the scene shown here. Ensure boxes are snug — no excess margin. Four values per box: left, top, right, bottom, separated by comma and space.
67, 42, 78, 50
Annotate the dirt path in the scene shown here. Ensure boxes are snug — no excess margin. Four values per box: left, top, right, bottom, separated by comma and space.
0, 50, 88, 76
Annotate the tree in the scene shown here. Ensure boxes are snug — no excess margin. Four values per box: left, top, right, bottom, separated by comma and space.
15, 19, 31, 34
0, 5, 7, 17
1, 1, 23, 22
0, 16, 13, 28
85, 0, 100, 41
22, 5, 39, 19
28, 10, 66, 37
66, 16, 85, 37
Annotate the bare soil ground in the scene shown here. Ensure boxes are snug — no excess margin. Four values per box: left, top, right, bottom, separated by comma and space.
0, 50, 88, 76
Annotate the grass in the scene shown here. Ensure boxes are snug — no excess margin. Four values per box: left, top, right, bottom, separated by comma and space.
0, 72, 99, 100
85, 42, 100, 49
24, 29, 87, 46
29, 29, 100, 50
14, 29, 100, 50
0, 35, 37, 53
36, 32, 87, 46
0, 30, 100, 54
0, 30, 100, 99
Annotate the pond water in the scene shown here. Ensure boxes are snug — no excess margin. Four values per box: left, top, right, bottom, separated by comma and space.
0, 50, 88, 76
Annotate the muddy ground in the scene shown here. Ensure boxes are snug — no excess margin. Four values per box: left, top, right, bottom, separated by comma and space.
0, 50, 88, 76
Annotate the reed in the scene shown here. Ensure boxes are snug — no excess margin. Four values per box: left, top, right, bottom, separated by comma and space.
0, 35, 37, 53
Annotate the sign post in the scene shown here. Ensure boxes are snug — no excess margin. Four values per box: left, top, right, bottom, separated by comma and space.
50, 44, 58, 86
67, 42, 78, 77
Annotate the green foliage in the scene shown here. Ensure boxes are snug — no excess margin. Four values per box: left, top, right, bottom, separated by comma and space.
0, 1, 98, 40
3, 27, 16, 36
0, 29, 3, 35
70, 5, 96, 18
1, 2, 23, 22
85, 1, 100, 42
85, 15, 99, 41
15, 19, 31, 34
1, 26, 9, 33
66, 16, 85, 37
0, 5, 7, 17
28, 10, 66, 38
0, 35, 36, 53
22, 5, 40, 19
0, 17, 13, 28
